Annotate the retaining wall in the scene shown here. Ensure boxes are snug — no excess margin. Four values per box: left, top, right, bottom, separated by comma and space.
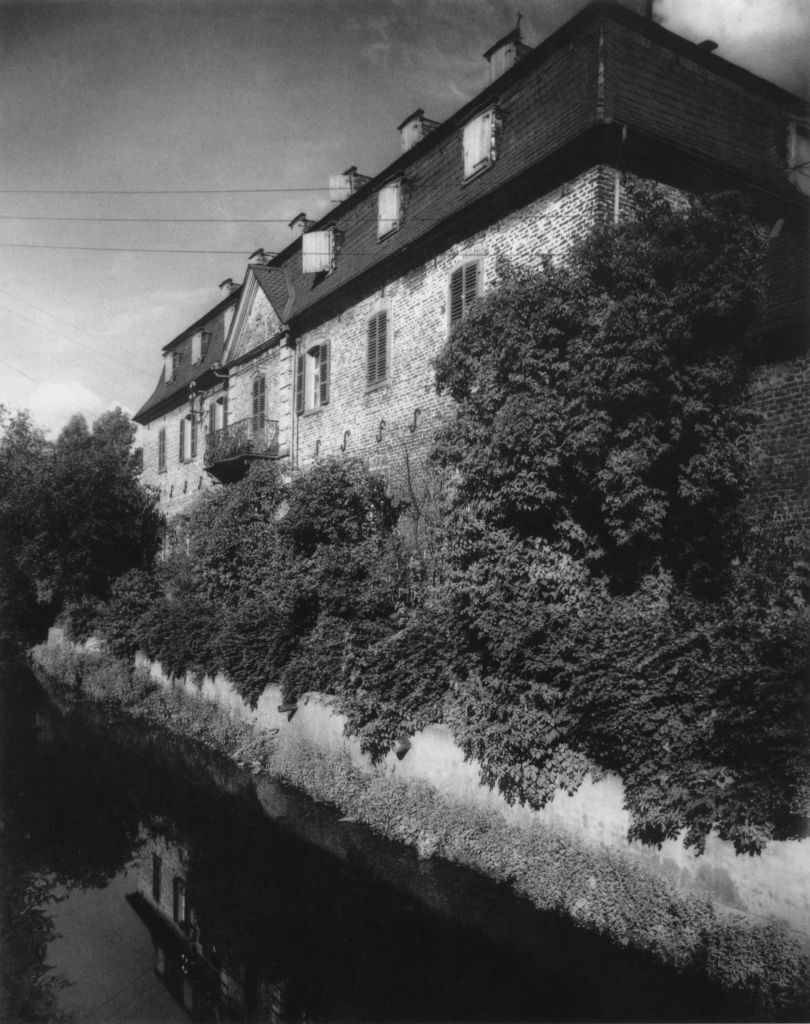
135, 652, 810, 942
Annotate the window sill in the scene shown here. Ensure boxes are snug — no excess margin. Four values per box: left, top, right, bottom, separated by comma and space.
377, 226, 399, 243
301, 406, 324, 417
365, 378, 390, 395
462, 161, 493, 185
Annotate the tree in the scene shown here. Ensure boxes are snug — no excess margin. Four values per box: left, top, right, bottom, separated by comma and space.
0, 406, 162, 646
432, 187, 810, 852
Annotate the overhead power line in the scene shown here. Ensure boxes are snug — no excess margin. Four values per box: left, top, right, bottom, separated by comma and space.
0, 242, 265, 255
0, 186, 326, 195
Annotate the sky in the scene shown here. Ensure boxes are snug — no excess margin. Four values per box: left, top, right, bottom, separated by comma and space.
1, 0, 808, 437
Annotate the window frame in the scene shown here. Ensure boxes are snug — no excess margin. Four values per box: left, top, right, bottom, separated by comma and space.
366, 309, 390, 390
158, 427, 167, 473
448, 258, 482, 330
295, 342, 330, 414
377, 180, 401, 240
462, 106, 499, 180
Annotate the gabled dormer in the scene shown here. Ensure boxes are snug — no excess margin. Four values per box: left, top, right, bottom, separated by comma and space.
221, 262, 290, 367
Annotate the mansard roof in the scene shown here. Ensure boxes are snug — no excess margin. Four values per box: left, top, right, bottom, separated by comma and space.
266, 0, 809, 331
133, 287, 241, 425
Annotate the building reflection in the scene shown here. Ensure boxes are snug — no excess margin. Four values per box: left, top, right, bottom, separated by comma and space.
127, 833, 304, 1022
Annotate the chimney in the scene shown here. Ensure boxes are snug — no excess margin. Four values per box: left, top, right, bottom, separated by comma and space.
397, 109, 441, 153
249, 247, 270, 264
329, 166, 372, 202
218, 278, 239, 294
289, 212, 316, 237
483, 20, 530, 83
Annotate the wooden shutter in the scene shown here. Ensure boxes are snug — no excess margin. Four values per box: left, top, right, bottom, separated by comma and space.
208, 401, 216, 433
190, 416, 197, 458
449, 267, 465, 323
295, 350, 305, 413
252, 375, 266, 422
179, 418, 185, 462
158, 428, 166, 471
367, 312, 387, 386
319, 344, 330, 406
302, 230, 333, 274
463, 261, 479, 310
221, 395, 228, 429
377, 182, 400, 238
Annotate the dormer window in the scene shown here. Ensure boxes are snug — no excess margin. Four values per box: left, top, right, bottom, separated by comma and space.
463, 107, 500, 179
191, 332, 202, 365
164, 351, 180, 384
302, 228, 336, 274
787, 119, 810, 196
377, 180, 402, 239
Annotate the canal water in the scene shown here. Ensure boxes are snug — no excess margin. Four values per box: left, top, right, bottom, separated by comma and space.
1, 660, 746, 1023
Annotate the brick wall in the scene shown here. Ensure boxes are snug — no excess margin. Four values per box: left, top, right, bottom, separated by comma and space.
293, 165, 613, 490
749, 350, 810, 535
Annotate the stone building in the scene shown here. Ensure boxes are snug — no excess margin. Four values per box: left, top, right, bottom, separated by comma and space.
136, 0, 809, 533
134, 281, 240, 536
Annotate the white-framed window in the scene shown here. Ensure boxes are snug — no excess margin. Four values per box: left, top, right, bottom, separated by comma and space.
158, 427, 166, 472
366, 310, 389, 388
462, 108, 498, 179
377, 181, 401, 239
208, 395, 228, 434
179, 413, 195, 462
164, 351, 180, 384
449, 259, 481, 326
295, 343, 330, 413
302, 229, 335, 274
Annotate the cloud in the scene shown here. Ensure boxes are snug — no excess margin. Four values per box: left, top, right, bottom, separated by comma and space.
656, 0, 810, 97
23, 380, 109, 437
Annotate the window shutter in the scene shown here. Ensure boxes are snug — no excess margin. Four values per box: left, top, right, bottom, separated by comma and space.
252, 375, 266, 421
158, 428, 166, 471
302, 230, 333, 274
449, 267, 465, 323
208, 401, 216, 433
319, 343, 330, 406
463, 261, 479, 309
295, 350, 305, 413
222, 395, 228, 428
190, 416, 197, 459
367, 312, 388, 386
462, 110, 492, 177
377, 182, 400, 238
478, 110, 492, 167
179, 418, 185, 462
191, 333, 201, 365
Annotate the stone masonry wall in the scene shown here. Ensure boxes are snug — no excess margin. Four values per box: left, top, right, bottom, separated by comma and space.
293, 165, 614, 486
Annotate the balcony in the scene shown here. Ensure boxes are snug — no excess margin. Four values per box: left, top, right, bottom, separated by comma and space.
203, 415, 279, 483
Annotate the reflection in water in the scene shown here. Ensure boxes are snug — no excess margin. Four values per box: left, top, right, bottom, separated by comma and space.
2, 659, 749, 1023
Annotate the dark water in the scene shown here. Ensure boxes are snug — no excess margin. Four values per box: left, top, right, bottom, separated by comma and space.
1, 660, 747, 1023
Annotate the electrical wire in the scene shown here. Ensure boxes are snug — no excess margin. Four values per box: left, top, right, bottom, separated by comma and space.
0, 242, 266, 254
0, 303, 155, 377
0, 186, 326, 195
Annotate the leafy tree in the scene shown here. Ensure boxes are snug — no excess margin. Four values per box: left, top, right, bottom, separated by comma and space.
433, 186, 809, 852
0, 406, 162, 646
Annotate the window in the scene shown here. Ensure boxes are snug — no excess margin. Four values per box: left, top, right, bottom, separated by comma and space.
152, 854, 162, 904
173, 878, 187, 927
295, 343, 329, 413
462, 108, 498, 179
158, 427, 166, 472
449, 260, 480, 325
208, 395, 228, 434
302, 229, 335, 274
252, 374, 266, 430
377, 181, 401, 239
164, 352, 179, 384
179, 414, 196, 462
191, 333, 202, 365
201, 331, 212, 360
366, 311, 389, 387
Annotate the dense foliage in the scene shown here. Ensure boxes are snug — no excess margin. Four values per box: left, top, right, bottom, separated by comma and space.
96, 187, 809, 854
0, 407, 161, 646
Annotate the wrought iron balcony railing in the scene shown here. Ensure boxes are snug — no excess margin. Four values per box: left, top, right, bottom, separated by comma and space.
203, 415, 279, 471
